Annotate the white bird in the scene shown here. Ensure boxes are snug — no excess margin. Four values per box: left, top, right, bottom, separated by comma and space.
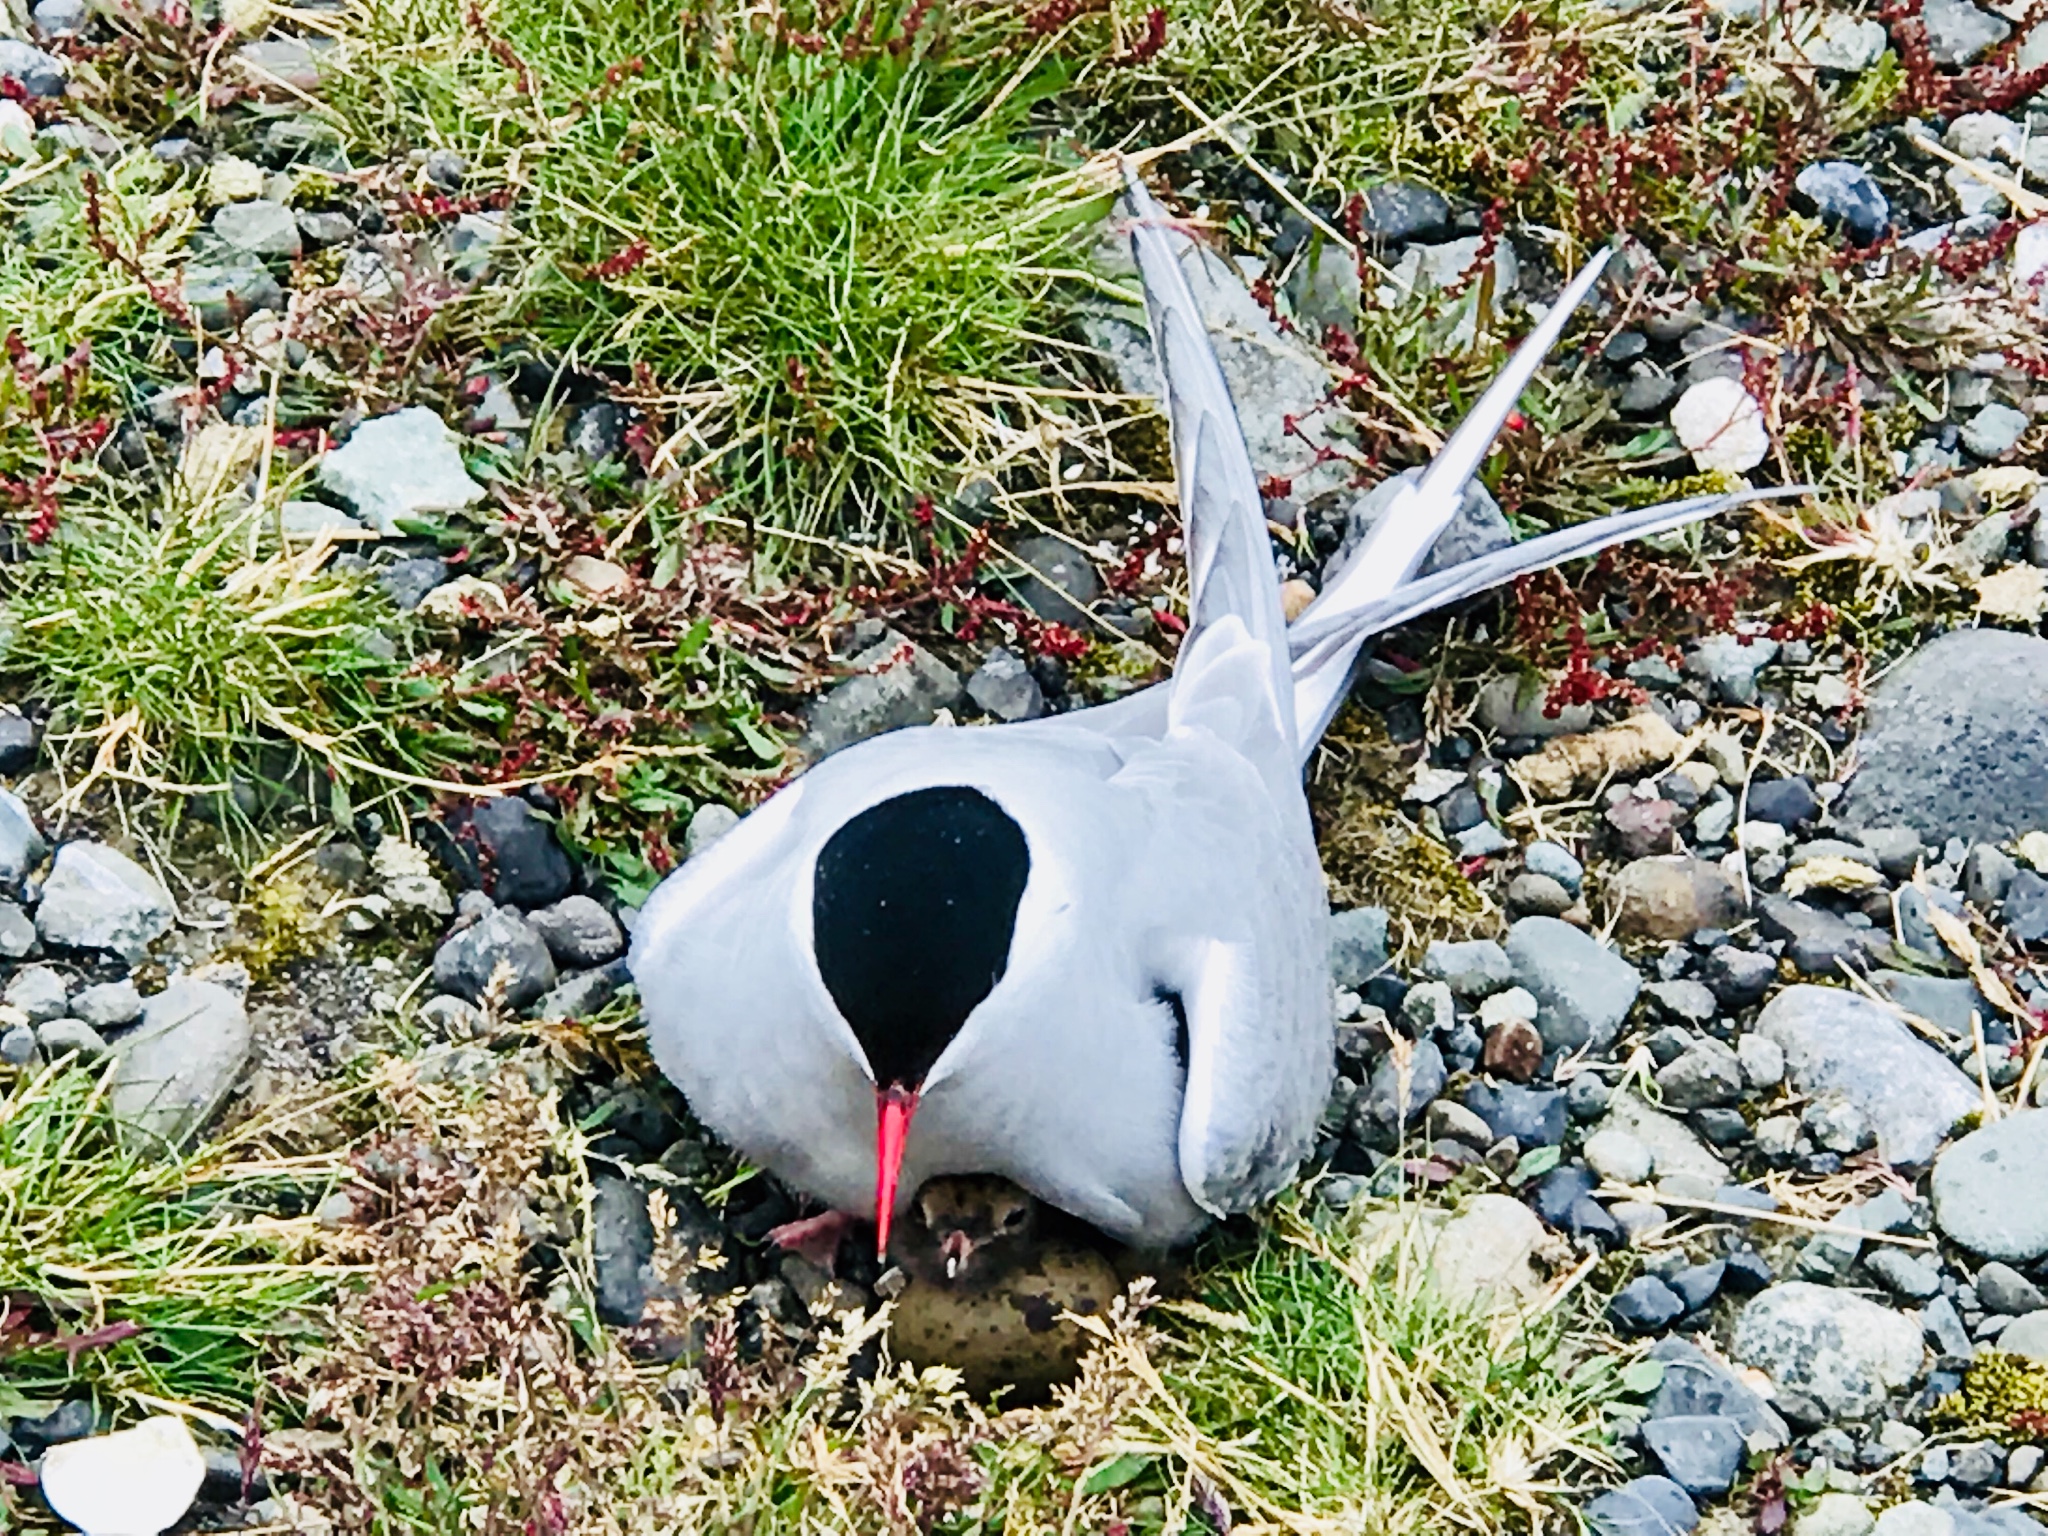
628, 168, 1798, 1257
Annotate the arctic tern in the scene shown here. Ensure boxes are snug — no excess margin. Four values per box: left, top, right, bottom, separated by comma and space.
628, 167, 1796, 1257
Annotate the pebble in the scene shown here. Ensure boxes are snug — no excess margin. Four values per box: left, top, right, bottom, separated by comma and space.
1327, 905, 1391, 988
1352, 1039, 1445, 1147
212, 198, 301, 258
1796, 162, 1891, 245
1931, 1110, 2048, 1260
1690, 634, 1782, 707
1732, 1281, 1926, 1417
70, 979, 143, 1030
1585, 1476, 1699, 1536
1874, 1505, 1953, 1536
1962, 844, 2018, 905
316, 407, 486, 535
1837, 630, 2048, 845
1505, 916, 1642, 1054
1799, 1494, 1875, 1536
440, 796, 574, 909
1737, 1033, 1785, 1088
1462, 1081, 1565, 1145
1973, 1261, 2047, 1315
181, 262, 285, 331
2001, 1310, 2048, 1360
1864, 1247, 1943, 1300
1642, 1415, 1747, 1495
1418, 1193, 1547, 1304
109, 980, 251, 1151
964, 647, 1045, 722
3, 963, 66, 1023
35, 842, 175, 961
590, 1173, 654, 1325
37, 1017, 108, 1060
1607, 797, 1682, 858
1614, 1275, 1687, 1333
802, 623, 964, 756
378, 557, 446, 612
1656, 1039, 1745, 1110
1648, 1337, 1788, 1443
432, 907, 558, 1009
1749, 776, 1821, 828
1961, 403, 2029, 460
1701, 945, 1776, 1006
1356, 179, 1452, 244
1757, 895, 1884, 977
2005, 873, 2048, 946
1476, 674, 1593, 739
0, 787, 46, 891
0, 1020, 34, 1065
1614, 856, 1745, 940
1922, 0, 2010, 63
38, 1416, 206, 1536
1672, 378, 1770, 473
1481, 1015, 1544, 1082
527, 894, 625, 969
1798, 14, 1887, 71
1506, 871, 1574, 916
1421, 939, 1512, 997
1643, 981, 1717, 1027
1525, 841, 1584, 892
1602, 1093, 1731, 1189
1586, 1127, 1655, 1185
1008, 535, 1100, 626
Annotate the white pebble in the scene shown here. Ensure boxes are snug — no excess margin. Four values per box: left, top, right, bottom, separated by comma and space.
1672, 377, 1770, 474
39, 1417, 206, 1536
1584, 1127, 1655, 1185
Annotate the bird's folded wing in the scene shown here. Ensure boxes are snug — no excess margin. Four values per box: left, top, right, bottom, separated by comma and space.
1122, 164, 1298, 758
1289, 484, 1812, 748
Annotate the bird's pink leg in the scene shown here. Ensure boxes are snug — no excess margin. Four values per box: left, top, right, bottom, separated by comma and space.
766, 1209, 861, 1273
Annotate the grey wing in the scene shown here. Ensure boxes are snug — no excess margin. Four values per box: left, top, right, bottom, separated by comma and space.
1289, 484, 1813, 749
1122, 164, 1297, 750
1116, 729, 1332, 1217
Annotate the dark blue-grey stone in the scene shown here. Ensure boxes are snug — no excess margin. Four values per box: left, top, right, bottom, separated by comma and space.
1668, 1260, 1726, 1313
1647, 1337, 1789, 1444
1746, 776, 1820, 828
1463, 1082, 1566, 1146
1328, 905, 1391, 988
379, 556, 448, 612
1795, 161, 1889, 245
1722, 1249, 1774, 1294
1873, 971, 2003, 1040
1642, 1415, 1747, 1496
1613, 1276, 1686, 1333
1357, 179, 1452, 245
1585, 1477, 1698, 1536
1702, 945, 1776, 1006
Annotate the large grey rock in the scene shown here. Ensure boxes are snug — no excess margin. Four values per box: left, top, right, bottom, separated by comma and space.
316, 407, 485, 535
1932, 1111, 2048, 1261
1081, 206, 1349, 508
1731, 1282, 1924, 1417
1505, 916, 1642, 1053
801, 623, 962, 757
0, 786, 46, 889
1837, 630, 2048, 845
1646, 1337, 1790, 1446
109, 980, 251, 1151
1755, 986, 1978, 1166
35, 843, 174, 961
432, 908, 557, 1008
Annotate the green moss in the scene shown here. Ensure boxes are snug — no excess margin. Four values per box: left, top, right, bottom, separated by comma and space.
1932, 1352, 2048, 1440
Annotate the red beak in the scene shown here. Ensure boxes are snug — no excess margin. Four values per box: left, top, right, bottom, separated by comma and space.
873, 1082, 919, 1261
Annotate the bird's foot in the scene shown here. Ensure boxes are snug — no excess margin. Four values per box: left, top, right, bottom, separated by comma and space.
767, 1209, 861, 1273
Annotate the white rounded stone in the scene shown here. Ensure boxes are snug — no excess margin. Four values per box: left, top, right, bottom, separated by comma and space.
1672, 377, 1770, 474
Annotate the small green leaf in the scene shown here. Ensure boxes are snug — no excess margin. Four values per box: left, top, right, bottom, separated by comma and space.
731, 713, 781, 762
1511, 1144, 1561, 1183
1080, 1453, 1152, 1495
0, 1386, 60, 1420
1620, 1359, 1666, 1395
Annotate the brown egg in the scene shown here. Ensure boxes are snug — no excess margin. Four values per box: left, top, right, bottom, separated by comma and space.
889, 1237, 1121, 1402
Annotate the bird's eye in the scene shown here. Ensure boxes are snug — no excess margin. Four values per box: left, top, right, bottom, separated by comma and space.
1002, 1207, 1028, 1229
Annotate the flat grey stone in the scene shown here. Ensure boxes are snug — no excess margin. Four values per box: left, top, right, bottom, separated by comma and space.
316, 407, 485, 535
1932, 1111, 2048, 1261
1973, 1261, 2046, 1315
527, 895, 624, 969
1505, 916, 1642, 1053
1334, 467, 1513, 579
1923, 0, 2010, 63
1731, 1281, 1924, 1417
1961, 402, 2029, 459
1837, 630, 2048, 845
181, 263, 285, 332
109, 980, 251, 1151
801, 624, 962, 757
1421, 938, 1513, 997
1647, 1337, 1790, 1447
0, 787, 46, 890
211, 198, 301, 258
1756, 985, 1978, 1165
0, 900, 35, 960
964, 646, 1044, 722
1328, 905, 1390, 988
35, 842, 175, 961
69, 979, 143, 1030
4, 964, 67, 1023
1999, 1309, 2048, 1360
432, 908, 556, 1008
1586, 1476, 1698, 1536
1643, 1414, 1747, 1495
1006, 535, 1100, 627
590, 1173, 653, 1326
36, 1017, 107, 1060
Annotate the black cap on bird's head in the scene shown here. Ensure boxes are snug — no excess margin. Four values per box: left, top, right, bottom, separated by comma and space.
811, 784, 1030, 1259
